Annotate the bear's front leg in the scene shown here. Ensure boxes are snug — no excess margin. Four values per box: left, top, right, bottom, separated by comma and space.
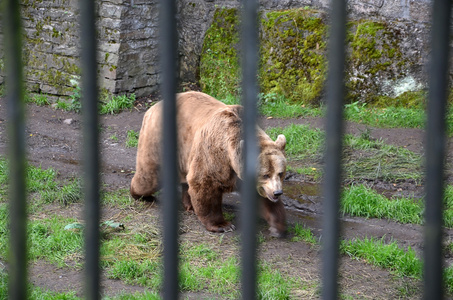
188, 184, 235, 233
181, 183, 193, 211
260, 197, 286, 238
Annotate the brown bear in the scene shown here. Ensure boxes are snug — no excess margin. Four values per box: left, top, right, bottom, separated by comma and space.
130, 91, 287, 237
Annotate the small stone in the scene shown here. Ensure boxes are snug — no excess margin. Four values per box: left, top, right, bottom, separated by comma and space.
63, 119, 73, 125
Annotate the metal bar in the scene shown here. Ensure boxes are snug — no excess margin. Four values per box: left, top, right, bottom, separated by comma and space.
79, 0, 101, 298
160, 0, 179, 299
3, 0, 28, 298
423, 0, 452, 298
321, 0, 347, 298
240, 0, 259, 298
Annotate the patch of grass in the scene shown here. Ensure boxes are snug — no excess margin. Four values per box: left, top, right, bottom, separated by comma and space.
287, 165, 322, 181
340, 237, 422, 278
107, 259, 162, 288
31, 94, 51, 106
69, 85, 82, 113
343, 133, 422, 182
40, 178, 82, 206
110, 134, 119, 142
0, 204, 8, 256
102, 222, 161, 264
0, 271, 81, 300
266, 124, 324, 161
444, 267, 453, 295
259, 93, 323, 118
341, 184, 423, 224
219, 93, 240, 105
100, 94, 136, 115
267, 124, 421, 182
290, 223, 317, 244
258, 264, 293, 299
342, 184, 453, 228
54, 99, 71, 111
104, 291, 161, 300
27, 216, 84, 266
344, 101, 426, 128
178, 243, 293, 299
126, 130, 139, 148
0, 158, 8, 187
0, 158, 82, 206
26, 163, 59, 193
102, 188, 134, 208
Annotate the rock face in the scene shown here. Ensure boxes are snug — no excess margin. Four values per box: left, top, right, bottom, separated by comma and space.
1, 0, 160, 98
0, 0, 442, 101
199, 6, 431, 105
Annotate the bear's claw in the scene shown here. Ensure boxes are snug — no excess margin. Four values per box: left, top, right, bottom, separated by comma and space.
221, 224, 236, 233
207, 223, 236, 233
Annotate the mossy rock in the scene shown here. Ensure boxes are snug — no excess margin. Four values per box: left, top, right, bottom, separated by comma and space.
200, 8, 425, 107
259, 9, 327, 105
346, 20, 419, 105
200, 8, 241, 100
200, 8, 327, 104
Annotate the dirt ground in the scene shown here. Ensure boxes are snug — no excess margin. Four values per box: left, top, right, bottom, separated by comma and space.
0, 98, 452, 299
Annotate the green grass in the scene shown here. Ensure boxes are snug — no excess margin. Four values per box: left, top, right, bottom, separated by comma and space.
341, 184, 453, 228
100, 94, 136, 115
30, 94, 51, 106
290, 223, 317, 244
266, 124, 422, 182
216, 92, 453, 134
340, 237, 422, 278
126, 130, 139, 148
0, 207, 84, 267
344, 102, 426, 129
258, 93, 322, 118
178, 243, 292, 299
28, 216, 84, 266
22, 88, 136, 115
0, 158, 82, 207
341, 184, 423, 224
266, 124, 324, 160
343, 133, 422, 182
105, 241, 293, 299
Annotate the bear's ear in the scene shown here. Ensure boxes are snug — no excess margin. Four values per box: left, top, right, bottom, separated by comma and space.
275, 134, 286, 151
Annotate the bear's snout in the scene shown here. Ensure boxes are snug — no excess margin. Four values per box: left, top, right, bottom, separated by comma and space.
273, 190, 283, 197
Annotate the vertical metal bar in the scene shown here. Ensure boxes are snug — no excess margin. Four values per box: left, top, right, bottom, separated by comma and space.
3, 0, 28, 299
160, 0, 179, 299
240, 0, 259, 298
321, 0, 347, 298
423, 0, 451, 298
79, 0, 101, 298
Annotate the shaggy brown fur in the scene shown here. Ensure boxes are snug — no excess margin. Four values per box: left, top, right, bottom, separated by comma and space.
130, 91, 287, 237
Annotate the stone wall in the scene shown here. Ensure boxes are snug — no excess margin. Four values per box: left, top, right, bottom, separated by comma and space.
0, 0, 442, 99
0, 0, 160, 98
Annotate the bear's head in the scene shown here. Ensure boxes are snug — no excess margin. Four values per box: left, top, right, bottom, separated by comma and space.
257, 134, 287, 202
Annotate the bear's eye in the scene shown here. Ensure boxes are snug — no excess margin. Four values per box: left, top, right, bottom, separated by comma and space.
278, 172, 284, 178
262, 174, 270, 180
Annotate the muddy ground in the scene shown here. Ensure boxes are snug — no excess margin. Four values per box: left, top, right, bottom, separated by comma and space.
0, 98, 453, 299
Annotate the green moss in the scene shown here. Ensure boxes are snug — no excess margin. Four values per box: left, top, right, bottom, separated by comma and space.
200, 8, 422, 108
199, 8, 327, 104
199, 8, 241, 99
346, 20, 410, 104
373, 90, 427, 108
259, 9, 327, 105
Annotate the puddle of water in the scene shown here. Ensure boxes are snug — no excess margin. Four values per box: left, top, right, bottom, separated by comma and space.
284, 181, 321, 207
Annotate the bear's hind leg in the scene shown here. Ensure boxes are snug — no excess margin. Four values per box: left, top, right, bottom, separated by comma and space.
182, 183, 193, 211
130, 172, 160, 201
